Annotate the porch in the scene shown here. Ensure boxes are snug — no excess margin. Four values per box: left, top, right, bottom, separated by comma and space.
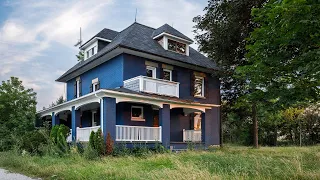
38, 89, 220, 148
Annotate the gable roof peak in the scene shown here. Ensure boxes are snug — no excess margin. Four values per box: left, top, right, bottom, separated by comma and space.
152, 23, 193, 43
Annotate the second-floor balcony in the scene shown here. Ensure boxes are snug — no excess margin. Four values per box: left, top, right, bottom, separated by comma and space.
123, 76, 180, 97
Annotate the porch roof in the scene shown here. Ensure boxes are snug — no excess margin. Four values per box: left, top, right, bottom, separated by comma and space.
37, 88, 219, 117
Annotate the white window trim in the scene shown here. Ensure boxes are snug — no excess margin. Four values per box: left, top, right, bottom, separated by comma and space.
92, 78, 99, 92
131, 106, 145, 121
163, 69, 172, 81
76, 79, 80, 98
194, 76, 205, 98
146, 66, 156, 79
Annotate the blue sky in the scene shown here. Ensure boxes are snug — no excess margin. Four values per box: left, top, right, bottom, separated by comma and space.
0, 0, 208, 110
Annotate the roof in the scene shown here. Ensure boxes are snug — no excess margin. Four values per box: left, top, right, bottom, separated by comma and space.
152, 23, 193, 42
81, 28, 119, 48
57, 22, 217, 82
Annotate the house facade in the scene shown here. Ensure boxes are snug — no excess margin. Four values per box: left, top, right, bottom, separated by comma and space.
37, 23, 221, 149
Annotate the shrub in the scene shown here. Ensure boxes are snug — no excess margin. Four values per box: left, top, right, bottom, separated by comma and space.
154, 142, 168, 154
56, 131, 68, 155
89, 131, 95, 149
50, 125, 59, 143
105, 133, 113, 155
20, 130, 47, 154
94, 128, 105, 156
112, 143, 130, 156
83, 145, 99, 160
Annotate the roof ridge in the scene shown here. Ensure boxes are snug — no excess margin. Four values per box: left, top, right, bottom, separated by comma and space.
133, 22, 156, 30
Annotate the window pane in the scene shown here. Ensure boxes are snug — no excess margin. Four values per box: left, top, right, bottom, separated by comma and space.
194, 77, 203, 96
163, 70, 171, 81
146, 69, 153, 77
168, 39, 176, 51
87, 51, 89, 58
132, 107, 142, 118
177, 42, 186, 54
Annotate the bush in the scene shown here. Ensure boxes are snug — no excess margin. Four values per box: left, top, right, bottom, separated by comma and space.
105, 133, 113, 155
112, 143, 130, 156
50, 125, 70, 144
50, 125, 59, 143
83, 145, 99, 160
20, 129, 48, 154
153, 142, 168, 154
94, 128, 105, 156
89, 131, 95, 149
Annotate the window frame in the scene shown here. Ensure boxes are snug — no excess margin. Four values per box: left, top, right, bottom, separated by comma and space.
167, 39, 186, 55
131, 106, 145, 121
163, 69, 172, 81
92, 111, 97, 126
194, 76, 205, 98
76, 79, 80, 98
92, 78, 99, 92
146, 66, 156, 79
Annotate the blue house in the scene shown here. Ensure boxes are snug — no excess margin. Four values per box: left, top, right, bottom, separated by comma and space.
38, 22, 221, 149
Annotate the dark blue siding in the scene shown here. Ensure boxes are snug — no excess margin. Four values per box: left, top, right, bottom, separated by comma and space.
122, 54, 220, 104
66, 55, 124, 101
116, 102, 154, 126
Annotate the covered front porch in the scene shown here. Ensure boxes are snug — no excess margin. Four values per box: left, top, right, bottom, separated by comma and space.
38, 89, 220, 148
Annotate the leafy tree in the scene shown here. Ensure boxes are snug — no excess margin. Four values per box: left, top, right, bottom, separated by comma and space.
238, 0, 320, 108
0, 77, 37, 151
49, 95, 65, 108
193, 0, 267, 147
76, 51, 84, 61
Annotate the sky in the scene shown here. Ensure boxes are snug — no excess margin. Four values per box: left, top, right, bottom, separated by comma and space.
0, 0, 208, 110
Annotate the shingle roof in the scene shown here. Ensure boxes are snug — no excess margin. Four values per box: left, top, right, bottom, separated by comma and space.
57, 23, 217, 82
81, 28, 119, 47
152, 23, 193, 42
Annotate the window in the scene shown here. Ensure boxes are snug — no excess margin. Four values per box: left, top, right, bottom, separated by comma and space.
86, 46, 97, 59
146, 66, 156, 78
194, 76, 204, 97
131, 106, 145, 121
92, 111, 98, 126
163, 69, 172, 81
86, 51, 89, 59
76, 79, 80, 98
168, 39, 186, 54
92, 78, 99, 92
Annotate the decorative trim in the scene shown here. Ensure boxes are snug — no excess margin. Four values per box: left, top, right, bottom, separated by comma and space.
153, 32, 193, 44
145, 61, 158, 67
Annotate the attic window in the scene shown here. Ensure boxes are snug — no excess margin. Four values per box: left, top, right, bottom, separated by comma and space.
168, 39, 186, 54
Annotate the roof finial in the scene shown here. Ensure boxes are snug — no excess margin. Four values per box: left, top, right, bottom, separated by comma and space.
135, 8, 137, 22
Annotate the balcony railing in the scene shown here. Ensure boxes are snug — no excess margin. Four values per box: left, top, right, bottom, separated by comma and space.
123, 76, 179, 97
183, 129, 202, 142
116, 125, 162, 142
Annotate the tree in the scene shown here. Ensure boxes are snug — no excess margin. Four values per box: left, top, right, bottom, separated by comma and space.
238, 0, 320, 108
49, 95, 65, 108
76, 51, 84, 61
0, 77, 37, 151
193, 0, 266, 147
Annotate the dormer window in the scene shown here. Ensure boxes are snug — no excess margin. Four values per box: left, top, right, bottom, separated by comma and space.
168, 39, 186, 54
86, 46, 96, 59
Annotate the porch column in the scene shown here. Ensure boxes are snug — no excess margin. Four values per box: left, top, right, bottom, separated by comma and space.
160, 104, 170, 148
52, 112, 56, 126
71, 106, 81, 142
204, 107, 221, 146
201, 112, 206, 143
101, 97, 116, 141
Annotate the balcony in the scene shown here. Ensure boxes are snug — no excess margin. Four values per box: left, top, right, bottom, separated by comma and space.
183, 129, 202, 142
123, 76, 179, 97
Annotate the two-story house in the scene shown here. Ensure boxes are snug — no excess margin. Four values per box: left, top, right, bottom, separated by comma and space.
38, 22, 221, 149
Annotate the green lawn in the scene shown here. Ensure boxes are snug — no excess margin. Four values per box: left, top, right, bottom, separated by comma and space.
0, 145, 319, 180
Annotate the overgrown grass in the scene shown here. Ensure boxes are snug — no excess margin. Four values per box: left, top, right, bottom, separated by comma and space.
0, 145, 319, 180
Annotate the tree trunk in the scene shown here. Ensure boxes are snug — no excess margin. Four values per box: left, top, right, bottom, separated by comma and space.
252, 103, 258, 148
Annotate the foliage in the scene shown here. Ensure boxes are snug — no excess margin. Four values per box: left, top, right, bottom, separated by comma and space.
94, 128, 105, 155
1, 146, 319, 179
0, 77, 37, 151
76, 51, 84, 61
19, 129, 48, 155
83, 145, 99, 160
105, 132, 113, 155
50, 125, 70, 144
48, 95, 65, 108
237, 0, 320, 108
89, 131, 95, 149
112, 143, 130, 156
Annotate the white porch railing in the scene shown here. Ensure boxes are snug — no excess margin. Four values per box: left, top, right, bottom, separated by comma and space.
116, 125, 162, 142
183, 129, 202, 142
77, 126, 100, 142
123, 76, 179, 97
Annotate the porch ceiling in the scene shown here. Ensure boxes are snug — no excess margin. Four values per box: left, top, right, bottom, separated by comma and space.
37, 88, 219, 117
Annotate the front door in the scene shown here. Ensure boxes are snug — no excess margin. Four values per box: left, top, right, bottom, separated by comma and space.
153, 110, 159, 127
